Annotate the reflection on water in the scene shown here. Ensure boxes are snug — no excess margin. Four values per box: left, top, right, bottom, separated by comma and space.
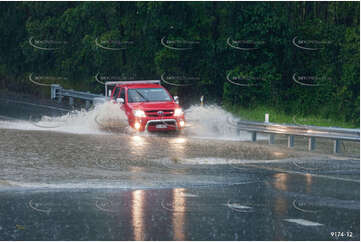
172, 188, 186, 240
130, 135, 148, 156
273, 173, 288, 191
272, 151, 286, 159
132, 190, 145, 241
305, 173, 312, 193
273, 196, 288, 216
273, 197, 288, 240
168, 137, 187, 172
171, 137, 187, 144
272, 173, 289, 240
129, 188, 187, 240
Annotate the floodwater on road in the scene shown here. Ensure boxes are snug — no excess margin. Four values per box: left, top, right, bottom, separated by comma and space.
0, 99, 359, 240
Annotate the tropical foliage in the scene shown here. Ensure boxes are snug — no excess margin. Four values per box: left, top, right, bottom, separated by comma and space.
0, 1, 359, 125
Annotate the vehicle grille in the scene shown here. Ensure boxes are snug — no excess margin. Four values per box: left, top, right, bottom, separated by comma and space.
145, 109, 174, 117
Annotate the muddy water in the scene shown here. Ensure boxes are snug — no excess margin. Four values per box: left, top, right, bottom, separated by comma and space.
0, 101, 285, 189
0, 99, 359, 241
0, 127, 298, 189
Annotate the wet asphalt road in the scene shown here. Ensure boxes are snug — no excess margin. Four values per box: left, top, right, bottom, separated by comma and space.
0, 176, 358, 241
0, 128, 359, 241
0, 98, 359, 241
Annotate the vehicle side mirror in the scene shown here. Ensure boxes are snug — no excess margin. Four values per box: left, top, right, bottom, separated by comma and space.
116, 98, 124, 104
174, 96, 179, 104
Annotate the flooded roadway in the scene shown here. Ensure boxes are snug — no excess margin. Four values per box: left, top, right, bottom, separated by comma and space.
0, 100, 359, 240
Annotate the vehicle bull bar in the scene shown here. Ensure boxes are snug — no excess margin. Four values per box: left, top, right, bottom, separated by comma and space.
145, 119, 178, 131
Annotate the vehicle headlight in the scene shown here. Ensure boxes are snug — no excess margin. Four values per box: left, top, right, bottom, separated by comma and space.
133, 110, 146, 117
174, 108, 183, 116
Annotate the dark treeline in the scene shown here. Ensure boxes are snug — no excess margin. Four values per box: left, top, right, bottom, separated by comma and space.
0, 1, 359, 125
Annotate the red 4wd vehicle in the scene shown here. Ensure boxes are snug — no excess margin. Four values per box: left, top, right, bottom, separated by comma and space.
105, 80, 185, 132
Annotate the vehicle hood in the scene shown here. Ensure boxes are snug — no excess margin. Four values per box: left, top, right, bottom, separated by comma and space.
128, 102, 179, 111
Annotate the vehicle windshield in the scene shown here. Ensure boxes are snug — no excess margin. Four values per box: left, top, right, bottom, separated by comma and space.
128, 88, 172, 103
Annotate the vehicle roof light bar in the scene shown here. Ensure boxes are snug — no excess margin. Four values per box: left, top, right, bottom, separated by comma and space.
105, 80, 161, 86
104, 80, 161, 96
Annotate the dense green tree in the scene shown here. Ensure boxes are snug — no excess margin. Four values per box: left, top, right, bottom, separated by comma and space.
0, 1, 359, 125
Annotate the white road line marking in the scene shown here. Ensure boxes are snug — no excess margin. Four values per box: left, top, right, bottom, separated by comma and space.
180, 192, 199, 197
225, 200, 253, 213
284, 218, 324, 226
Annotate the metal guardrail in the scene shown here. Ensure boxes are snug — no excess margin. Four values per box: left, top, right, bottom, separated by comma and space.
49, 84, 359, 153
236, 120, 360, 153
51, 84, 107, 108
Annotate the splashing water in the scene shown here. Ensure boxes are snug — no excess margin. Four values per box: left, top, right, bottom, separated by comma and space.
184, 105, 258, 140
0, 101, 265, 140
0, 101, 128, 134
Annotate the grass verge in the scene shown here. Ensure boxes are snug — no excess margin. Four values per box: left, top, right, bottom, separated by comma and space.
224, 104, 359, 129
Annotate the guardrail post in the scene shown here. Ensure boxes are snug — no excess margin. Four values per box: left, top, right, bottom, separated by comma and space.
57, 95, 63, 104
288, 135, 294, 148
69, 97, 74, 106
269, 134, 275, 144
308, 137, 316, 151
265, 113, 269, 123
235, 120, 359, 150
85, 100, 91, 109
51, 84, 58, 99
251, 131, 257, 142
333, 139, 341, 153
51, 84, 62, 100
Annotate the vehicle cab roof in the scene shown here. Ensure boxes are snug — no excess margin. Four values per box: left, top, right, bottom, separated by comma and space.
115, 83, 163, 89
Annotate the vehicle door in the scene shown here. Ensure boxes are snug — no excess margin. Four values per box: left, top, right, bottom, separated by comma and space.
111, 86, 121, 102
119, 87, 126, 113
123, 87, 132, 117
111, 86, 125, 110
